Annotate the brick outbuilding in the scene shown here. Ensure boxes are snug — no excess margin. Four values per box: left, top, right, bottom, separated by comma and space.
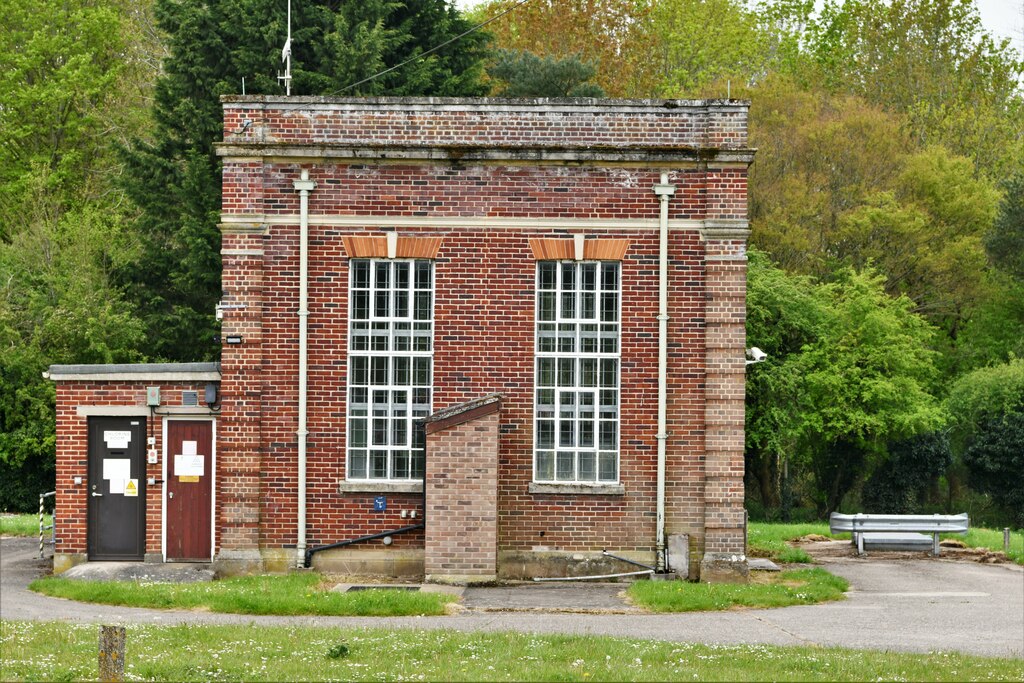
50, 97, 753, 582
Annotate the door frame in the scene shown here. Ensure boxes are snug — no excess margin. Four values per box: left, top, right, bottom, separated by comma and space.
161, 416, 217, 562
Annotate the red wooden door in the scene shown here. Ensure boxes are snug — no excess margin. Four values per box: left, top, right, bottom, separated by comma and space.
166, 420, 213, 561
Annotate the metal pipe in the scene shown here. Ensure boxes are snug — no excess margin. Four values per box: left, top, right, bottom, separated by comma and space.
305, 524, 424, 567
653, 172, 676, 573
602, 549, 656, 571
293, 169, 316, 568
533, 569, 654, 582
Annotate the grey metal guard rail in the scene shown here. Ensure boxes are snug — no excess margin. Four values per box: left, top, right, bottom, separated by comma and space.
829, 512, 969, 556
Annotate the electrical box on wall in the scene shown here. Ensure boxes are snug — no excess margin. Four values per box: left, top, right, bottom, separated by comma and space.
147, 448, 158, 464
146, 386, 161, 407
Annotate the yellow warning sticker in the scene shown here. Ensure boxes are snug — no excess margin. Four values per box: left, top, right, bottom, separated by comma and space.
178, 476, 200, 483
124, 479, 138, 497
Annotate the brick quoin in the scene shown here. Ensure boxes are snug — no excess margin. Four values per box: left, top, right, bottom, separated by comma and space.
50, 97, 753, 582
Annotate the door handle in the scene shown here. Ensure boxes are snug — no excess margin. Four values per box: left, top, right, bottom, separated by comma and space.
91, 492, 103, 497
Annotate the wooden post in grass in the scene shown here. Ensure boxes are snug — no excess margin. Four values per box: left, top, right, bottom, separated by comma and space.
1005, 528, 1012, 554
98, 625, 126, 682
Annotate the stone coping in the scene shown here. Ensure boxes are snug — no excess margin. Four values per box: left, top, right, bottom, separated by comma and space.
221, 95, 751, 111
422, 394, 503, 435
45, 363, 221, 382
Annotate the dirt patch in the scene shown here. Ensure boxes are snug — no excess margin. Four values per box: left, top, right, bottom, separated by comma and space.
794, 539, 1012, 565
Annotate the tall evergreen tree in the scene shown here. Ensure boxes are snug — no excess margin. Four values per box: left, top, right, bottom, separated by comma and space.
120, 0, 491, 361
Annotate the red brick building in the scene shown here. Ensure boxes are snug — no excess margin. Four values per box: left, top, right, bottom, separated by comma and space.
49, 97, 753, 583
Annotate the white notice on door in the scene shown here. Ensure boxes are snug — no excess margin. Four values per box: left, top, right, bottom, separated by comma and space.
102, 458, 131, 481
104, 431, 131, 449
174, 454, 204, 477
109, 479, 125, 495
182, 440, 197, 456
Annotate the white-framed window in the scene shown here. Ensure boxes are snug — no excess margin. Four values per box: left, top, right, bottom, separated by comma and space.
347, 259, 433, 480
534, 261, 620, 483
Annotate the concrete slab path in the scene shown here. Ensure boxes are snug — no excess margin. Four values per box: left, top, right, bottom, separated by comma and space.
2, 537, 1021, 659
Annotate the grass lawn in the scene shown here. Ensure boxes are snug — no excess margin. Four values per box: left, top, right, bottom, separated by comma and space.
29, 573, 452, 617
2, 621, 1020, 681
0, 513, 51, 537
746, 522, 838, 563
628, 567, 847, 612
961, 528, 1024, 564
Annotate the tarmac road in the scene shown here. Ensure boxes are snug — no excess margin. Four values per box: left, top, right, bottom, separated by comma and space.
1, 537, 1021, 658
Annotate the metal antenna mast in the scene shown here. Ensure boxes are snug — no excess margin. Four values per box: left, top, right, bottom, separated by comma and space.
278, 0, 292, 95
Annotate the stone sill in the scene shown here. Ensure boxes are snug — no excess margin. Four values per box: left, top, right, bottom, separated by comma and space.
528, 482, 625, 496
337, 481, 423, 494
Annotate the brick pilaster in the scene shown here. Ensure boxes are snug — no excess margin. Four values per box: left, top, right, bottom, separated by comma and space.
701, 223, 749, 582
423, 395, 501, 585
215, 224, 266, 574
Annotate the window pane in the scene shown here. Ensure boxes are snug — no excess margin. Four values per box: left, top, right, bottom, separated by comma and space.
350, 357, 368, 385
371, 451, 388, 478
375, 262, 390, 289
538, 262, 556, 290
537, 420, 554, 449
561, 291, 576, 319
581, 263, 596, 291
578, 420, 594, 448
557, 358, 575, 387
536, 389, 555, 417
395, 262, 410, 290
561, 263, 575, 291
538, 292, 555, 321
557, 324, 575, 353
599, 420, 617, 450
556, 452, 575, 481
349, 419, 367, 448
349, 387, 368, 416
578, 452, 597, 481
559, 420, 575, 447
393, 451, 409, 479
415, 261, 431, 289
352, 261, 370, 289
599, 452, 617, 481
600, 292, 618, 322
537, 451, 554, 480
600, 358, 617, 388
414, 291, 431, 320
371, 357, 388, 385
349, 450, 367, 479
352, 291, 370, 320
538, 323, 556, 352
581, 291, 596, 320
414, 357, 431, 385
537, 358, 555, 387
602, 263, 618, 291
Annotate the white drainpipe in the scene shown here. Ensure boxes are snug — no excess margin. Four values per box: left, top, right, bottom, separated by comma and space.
653, 172, 676, 573
294, 169, 316, 568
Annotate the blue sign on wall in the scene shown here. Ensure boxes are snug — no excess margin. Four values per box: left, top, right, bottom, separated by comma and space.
373, 496, 386, 512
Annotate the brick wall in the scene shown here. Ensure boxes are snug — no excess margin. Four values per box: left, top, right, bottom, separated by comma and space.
216, 97, 753, 578
50, 375, 218, 570
424, 398, 501, 583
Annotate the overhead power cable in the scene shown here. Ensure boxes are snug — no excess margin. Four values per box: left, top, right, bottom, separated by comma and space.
330, 0, 533, 95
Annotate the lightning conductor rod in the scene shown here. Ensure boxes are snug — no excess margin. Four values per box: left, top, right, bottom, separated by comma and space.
279, 0, 292, 95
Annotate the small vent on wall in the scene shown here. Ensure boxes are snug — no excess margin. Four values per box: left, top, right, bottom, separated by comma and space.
182, 391, 199, 407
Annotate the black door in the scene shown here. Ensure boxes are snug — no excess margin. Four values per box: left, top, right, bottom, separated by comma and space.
87, 417, 146, 560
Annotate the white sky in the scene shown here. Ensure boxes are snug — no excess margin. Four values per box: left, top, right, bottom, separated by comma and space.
454, 1, 1024, 56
